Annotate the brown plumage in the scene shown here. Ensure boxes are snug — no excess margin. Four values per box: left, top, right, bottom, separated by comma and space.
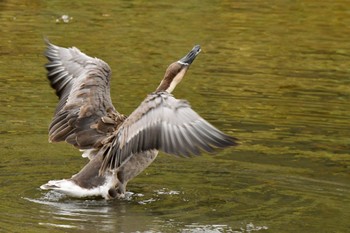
40, 41, 238, 199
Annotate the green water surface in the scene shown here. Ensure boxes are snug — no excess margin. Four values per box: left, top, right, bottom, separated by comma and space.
0, 1, 349, 232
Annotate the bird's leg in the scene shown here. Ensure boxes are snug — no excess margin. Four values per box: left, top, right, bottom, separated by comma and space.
109, 150, 159, 199
115, 171, 127, 198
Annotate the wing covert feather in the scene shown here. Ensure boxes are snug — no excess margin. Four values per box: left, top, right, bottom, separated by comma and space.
101, 92, 238, 172
45, 41, 125, 150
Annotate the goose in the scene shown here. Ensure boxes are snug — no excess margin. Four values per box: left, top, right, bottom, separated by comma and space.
40, 41, 238, 199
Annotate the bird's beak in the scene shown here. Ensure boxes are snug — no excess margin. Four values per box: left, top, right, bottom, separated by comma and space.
178, 45, 201, 65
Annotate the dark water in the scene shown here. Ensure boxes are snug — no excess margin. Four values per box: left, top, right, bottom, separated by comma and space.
1, 1, 350, 232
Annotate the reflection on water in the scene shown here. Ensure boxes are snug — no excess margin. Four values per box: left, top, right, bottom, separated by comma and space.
182, 223, 268, 233
25, 189, 269, 232
26, 194, 119, 232
1, 0, 350, 232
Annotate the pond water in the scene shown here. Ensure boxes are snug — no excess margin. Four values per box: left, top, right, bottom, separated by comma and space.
1, 1, 350, 232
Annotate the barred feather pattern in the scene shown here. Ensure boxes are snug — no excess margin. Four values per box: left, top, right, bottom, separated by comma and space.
100, 92, 238, 172
45, 40, 125, 150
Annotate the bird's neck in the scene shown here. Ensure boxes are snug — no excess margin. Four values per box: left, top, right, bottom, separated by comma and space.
156, 66, 188, 93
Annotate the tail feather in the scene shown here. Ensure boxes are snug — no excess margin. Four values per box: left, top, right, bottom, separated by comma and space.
40, 177, 115, 199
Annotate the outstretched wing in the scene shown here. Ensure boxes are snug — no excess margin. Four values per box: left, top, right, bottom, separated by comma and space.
45, 41, 125, 150
100, 92, 238, 172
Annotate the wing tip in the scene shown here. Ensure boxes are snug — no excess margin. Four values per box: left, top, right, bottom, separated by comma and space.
226, 135, 240, 146
218, 135, 240, 148
44, 37, 57, 51
43, 36, 50, 45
